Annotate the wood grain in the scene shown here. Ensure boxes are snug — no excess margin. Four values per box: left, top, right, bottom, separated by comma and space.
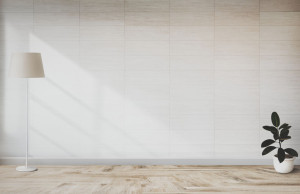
125, 0, 169, 12
260, 0, 300, 12
260, 26, 300, 41
170, 12, 214, 26
0, 165, 299, 193
260, 41, 300, 55
215, 11, 259, 26
215, 26, 259, 41
215, 41, 259, 56
125, 12, 169, 26
170, 0, 214, 12
34, 12, 79, 26
34, 0, 79, 12
215, 0, 259, 12
80, 0, 124, 13
260, 12, 300, 26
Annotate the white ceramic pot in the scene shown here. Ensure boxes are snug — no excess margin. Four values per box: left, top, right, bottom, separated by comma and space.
273, 156, 296, 173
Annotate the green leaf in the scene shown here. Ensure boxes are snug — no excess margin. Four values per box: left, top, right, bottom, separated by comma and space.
273, 133, 279, 140
262, 146, 277, 155
271, 112, 280, 127
284, 148, 298, 157
278, 148, 285, 163
261, 139, 275, 148
282, 126, 291, 131
263, 126, 279, 140
279, 123, 289, 130
263, 126, 278, 133
280, 128, 289, 138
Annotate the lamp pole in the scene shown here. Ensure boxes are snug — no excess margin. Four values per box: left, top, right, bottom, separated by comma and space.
16, 79, 37, 172
26, 79, 28, 169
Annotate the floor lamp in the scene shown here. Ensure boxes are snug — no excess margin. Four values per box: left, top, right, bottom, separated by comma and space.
9, 53, 45, 172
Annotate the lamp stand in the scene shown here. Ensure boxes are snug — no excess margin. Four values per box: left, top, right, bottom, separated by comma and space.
16, 79, 37, 172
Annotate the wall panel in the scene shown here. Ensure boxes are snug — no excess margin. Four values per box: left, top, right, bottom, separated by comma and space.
0, 0, 299, 163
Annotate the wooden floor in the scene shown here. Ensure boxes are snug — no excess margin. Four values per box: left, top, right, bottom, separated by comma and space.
0, 165, 299, 193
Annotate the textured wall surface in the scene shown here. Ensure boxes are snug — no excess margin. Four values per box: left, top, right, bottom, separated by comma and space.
0, 0, 299, 162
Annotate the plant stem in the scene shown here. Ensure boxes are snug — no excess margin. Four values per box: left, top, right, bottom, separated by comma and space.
279, 140, 281, 148
277, 126, 281, 148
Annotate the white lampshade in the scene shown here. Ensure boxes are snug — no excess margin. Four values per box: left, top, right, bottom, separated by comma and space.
9, 53, 45, 78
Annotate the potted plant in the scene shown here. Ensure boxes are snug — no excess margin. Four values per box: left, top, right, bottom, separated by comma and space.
261, 112, 298, 173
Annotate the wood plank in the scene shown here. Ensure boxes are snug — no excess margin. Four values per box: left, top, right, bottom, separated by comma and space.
260, 12, 300, 26
260, 0, 300, 12
215, 0, 259, 12
0, 165, 299, 193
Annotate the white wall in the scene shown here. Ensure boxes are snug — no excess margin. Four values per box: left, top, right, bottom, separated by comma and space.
0, 0, 300, 164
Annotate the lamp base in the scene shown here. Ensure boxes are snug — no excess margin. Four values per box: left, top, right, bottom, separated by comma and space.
16, 166, 37, 172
